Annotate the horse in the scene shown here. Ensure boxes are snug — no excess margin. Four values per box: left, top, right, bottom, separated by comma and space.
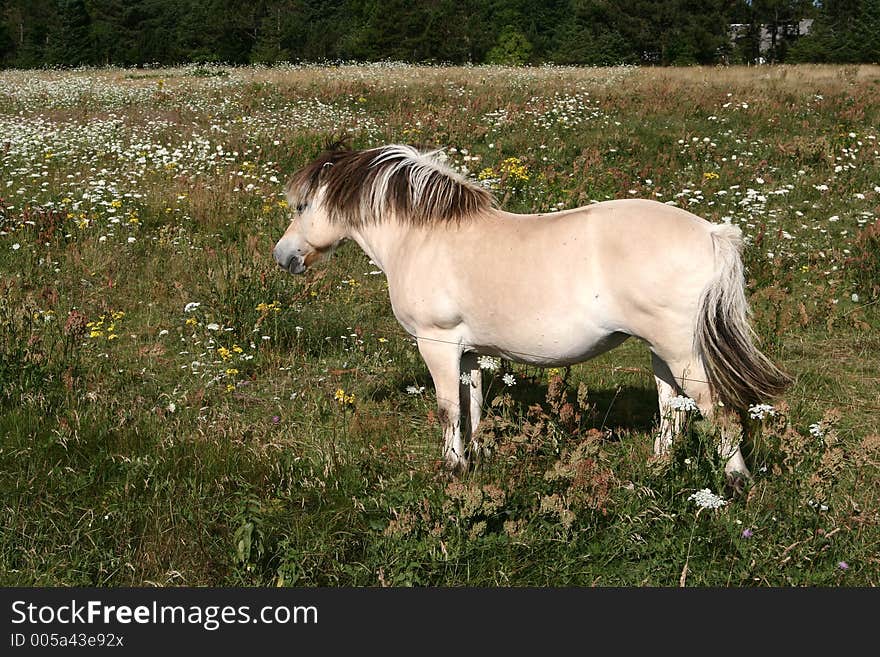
272, 144, 790, 480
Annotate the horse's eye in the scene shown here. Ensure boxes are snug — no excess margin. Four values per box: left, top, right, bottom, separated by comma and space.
296, 203, 308, 214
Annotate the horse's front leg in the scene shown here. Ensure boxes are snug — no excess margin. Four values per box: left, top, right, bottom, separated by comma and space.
418, 337, 467, 473
461, 352, 483, 460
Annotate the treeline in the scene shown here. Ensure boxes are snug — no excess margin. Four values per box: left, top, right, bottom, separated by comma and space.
1, 0, 878, 69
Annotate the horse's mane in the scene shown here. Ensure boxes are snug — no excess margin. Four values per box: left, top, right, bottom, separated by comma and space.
285, 144, 496, 227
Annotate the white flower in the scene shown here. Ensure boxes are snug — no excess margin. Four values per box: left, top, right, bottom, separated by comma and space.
689, 488, 727, 509
127, 236, 136, 243
459, 372, 473, 385
668, 395, 698, 412
206, 322, 220, 331
11, 243, 20, 250
184, 302, 201, 313
406, 385, 425, 395
502, 373, 516, 387
748, 403, 776, 420
158, 329, 169, 337
477, 355, 499, 371
167, 402, 176, 413
851, 293, 859, 303
809, 422, 824, 438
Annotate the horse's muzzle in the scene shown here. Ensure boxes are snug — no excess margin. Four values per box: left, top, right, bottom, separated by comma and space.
273, 247, 306, 275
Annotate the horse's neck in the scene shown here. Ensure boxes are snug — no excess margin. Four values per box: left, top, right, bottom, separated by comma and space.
348, 220, 411, 274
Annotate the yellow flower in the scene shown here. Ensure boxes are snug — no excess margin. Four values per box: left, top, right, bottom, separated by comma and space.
378, 337, 388, 343
226, 384, 235, 393
186, 317, 197, 326
107, 334, 119, 340
334, 388, 355, 405
546, 367, 562, 380
112, 311, 125, 320
110, 199, 123, 208
225, 368, 239, 376
703, 171, 720, 180
217, 347, 231, 360
277, 199, 288, 209
232, 344, 243, 354
89, 329, 103, 339
478, 167, 496, 181
500, 157, 529, 183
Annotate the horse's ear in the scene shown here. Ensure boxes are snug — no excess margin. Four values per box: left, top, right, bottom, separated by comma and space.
323, 134, 351, 153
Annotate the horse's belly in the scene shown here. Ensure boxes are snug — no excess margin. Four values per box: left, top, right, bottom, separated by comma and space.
465, 321, 628, 367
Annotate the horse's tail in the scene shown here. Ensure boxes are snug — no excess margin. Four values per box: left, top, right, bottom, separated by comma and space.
695, 223, 791, 410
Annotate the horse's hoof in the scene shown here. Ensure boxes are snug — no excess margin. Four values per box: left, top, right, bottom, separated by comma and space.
724, 471, 750, 498
444, 454, 470, 477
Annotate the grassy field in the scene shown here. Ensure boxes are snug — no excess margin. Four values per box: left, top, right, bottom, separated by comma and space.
1, 63, 878, 587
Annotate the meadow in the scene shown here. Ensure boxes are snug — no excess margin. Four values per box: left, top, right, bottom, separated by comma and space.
0, 63, 878, 586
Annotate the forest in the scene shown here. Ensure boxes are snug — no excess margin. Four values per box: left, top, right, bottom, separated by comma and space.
1, 0, 878, 68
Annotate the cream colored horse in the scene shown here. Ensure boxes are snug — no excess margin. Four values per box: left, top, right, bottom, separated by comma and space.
273, 144, 790, 479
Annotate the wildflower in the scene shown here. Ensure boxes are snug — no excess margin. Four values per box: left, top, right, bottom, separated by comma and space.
232, 344, 243, 354
167, 402, 176, 413
851, 293, 859, 303
477, 355, 499, 371
406, 385, 425, 395
502, 373, 516, 387
184, 302, 201, 313
499, 157, 529, 183
668, 395, 698, 412
185, 317, 197, 326
838, 561, 849, 571
459, 372, 473, 385
225, 368, 239, 376
703, 172, 719, 180
748, 403, 776, 420
206, 323, 220, 331
271, 415, 280, 424
334, 388, 355, 405
11, 243, 20, 250
809, 422, 824, 438
689, 488, 727, 510
226, 384, 235, 393
217, 347, 231, 360
378, 337, 388, 343
741, 528, 753, 539
546, 367, 561, 380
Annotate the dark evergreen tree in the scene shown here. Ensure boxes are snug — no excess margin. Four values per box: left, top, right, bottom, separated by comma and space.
48, 0, 91, 66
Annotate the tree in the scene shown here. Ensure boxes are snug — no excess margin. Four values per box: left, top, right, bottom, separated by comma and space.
47, 0, 92, 66
486, 24, 532, 64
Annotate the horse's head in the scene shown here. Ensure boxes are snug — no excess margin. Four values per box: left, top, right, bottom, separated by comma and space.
273, 186, 345, 275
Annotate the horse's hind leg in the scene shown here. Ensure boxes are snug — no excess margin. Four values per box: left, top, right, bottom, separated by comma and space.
651, 353, 684, 455
652, 351, 751, 480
